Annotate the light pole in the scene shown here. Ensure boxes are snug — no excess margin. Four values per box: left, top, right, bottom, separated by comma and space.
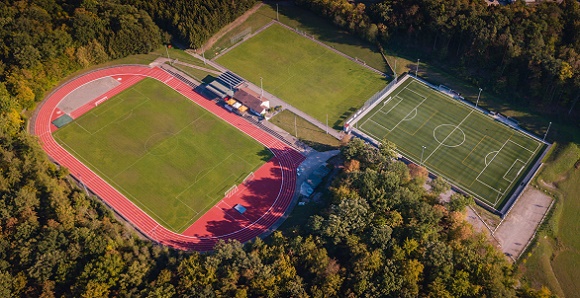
421, 146, 426, 165
276, 3, 279, 21
543, 121, 552, 141
260, 77, 263, 99
394, 58, 398, 80
416, 59, 420, 77
476, 88, 482, 108
165, 45, 171, 63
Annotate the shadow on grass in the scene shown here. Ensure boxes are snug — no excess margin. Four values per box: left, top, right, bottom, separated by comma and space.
334, 107, 359, 129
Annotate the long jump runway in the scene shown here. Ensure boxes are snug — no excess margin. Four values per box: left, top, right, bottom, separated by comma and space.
32, 65, 305, 251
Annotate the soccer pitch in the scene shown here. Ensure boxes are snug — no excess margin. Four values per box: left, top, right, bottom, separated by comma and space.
54, 78, 271, 232
216, 24, 387, 129
356, 76, 546, 209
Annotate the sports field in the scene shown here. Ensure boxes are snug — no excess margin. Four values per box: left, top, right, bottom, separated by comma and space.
216, 24, 387, 129
357, 76, 546, 209
54, 78, 271, 233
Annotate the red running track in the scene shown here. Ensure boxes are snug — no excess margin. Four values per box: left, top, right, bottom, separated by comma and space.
32, 65, 305, 251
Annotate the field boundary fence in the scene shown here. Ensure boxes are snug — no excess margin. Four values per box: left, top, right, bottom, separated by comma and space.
344, 74, 403, 131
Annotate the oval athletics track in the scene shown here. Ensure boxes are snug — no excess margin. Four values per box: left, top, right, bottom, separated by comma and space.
32, 65, 305, 251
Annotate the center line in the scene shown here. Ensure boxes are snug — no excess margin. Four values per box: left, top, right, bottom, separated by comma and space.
423, 110, 473, 163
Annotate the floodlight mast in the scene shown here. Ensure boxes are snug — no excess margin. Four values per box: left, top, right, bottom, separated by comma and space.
260, 77, 263, 99
543, 122, 552, 141
476, 88, 482, 108
416, 59, 420, 76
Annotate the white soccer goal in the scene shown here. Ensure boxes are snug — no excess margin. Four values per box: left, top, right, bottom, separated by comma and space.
224, 185, 238, 197
242, 172, 255, 185
94, 96, 108, 106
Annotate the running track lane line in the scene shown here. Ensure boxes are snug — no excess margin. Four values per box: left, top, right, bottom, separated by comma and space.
33, 65, 305, 251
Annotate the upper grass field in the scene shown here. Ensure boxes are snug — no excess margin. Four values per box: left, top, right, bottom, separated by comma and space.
54, 78, 270, 233
357, 76, 546, 209
216, 24, 387, 129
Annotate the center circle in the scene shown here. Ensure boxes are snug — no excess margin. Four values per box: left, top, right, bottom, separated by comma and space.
433, 124, 466, 148
145, 132, 179, 156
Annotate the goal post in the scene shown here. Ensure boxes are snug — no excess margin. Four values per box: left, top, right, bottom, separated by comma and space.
242, 172, 254, 185
224, 185, 238, 197
95, 96, 108, 106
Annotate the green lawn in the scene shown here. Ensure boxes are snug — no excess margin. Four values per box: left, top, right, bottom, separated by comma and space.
216, 24, 387, 129
270, 110, 341, 152
520, 143, 580, 297
54, 78, 270, 233
357, 76, 546, 209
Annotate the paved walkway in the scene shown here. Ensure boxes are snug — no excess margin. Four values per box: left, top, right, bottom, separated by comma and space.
150, 57, 222, 75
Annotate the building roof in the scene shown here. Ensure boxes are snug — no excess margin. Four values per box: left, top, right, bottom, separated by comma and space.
234, 88, 268, 113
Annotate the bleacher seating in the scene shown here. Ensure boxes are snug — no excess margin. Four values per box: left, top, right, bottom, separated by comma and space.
216, 71, 243, 89
160, 65, 198, 89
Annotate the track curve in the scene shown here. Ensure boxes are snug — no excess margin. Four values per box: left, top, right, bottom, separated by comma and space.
32, 65, 305, 251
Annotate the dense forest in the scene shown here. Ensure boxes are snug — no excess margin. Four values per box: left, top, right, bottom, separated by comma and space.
296, 0, 580, 115
3, 125, 548, 296
0, 0, 563, 296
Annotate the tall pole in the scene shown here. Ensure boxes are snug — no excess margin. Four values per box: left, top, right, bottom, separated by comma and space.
79, 174, 89, 196
394, 58, 398, 80
416, 59, 420, 77
165, 45, 170, 62
326, 114, 329, 134
276, 4, 279, 21
421, 146, 426, 165
294, 115, 298, 138
260, 77, 263, 99
476, 88, 482, 108
202, 51, 206, 65
543, 121, 552, 141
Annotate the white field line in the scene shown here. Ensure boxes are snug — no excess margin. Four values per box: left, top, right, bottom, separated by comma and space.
508, 139, 536, 153
388, 97, 428, 132
423, 110, 474, 163
502, 159, 525, 183
475, 135, 510, 182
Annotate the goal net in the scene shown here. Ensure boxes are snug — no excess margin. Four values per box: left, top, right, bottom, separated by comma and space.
94, 96, 108, 106
224, 185, 238, 197
242, 172, 254, 185
230, 27, 252, 45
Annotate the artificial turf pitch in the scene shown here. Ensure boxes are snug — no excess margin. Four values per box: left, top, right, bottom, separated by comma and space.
54, 78, 271, 233
216, 24, 387, 129
357, 76, 546, 209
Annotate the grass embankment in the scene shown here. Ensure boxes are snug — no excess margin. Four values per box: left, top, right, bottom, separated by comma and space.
519, 143, 580, 297
270, 110, 341, 152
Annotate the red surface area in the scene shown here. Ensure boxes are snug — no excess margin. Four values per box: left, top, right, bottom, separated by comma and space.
33, 65, 305, 251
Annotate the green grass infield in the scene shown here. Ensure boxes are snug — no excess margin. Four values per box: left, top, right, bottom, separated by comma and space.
216, 23, 387, 129
54, 78, 271, 233
357, 76, 546, 209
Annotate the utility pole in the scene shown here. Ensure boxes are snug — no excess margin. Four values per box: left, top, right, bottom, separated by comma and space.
416, 59, 420, 77
543, 121, 552, 141
165, 45, 170, 62
294, 115, 298, 138
326, 114, 329, 134
476, 88, 482, 108
202, 51, 206, 65
276, 4, 279, 21
394, 58, 398, 81
421, 146, 426, 165
260, 77, 263, 99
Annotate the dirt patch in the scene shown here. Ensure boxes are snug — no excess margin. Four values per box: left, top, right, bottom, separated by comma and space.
199, 3, 263, 53
494, 187, 553, 259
